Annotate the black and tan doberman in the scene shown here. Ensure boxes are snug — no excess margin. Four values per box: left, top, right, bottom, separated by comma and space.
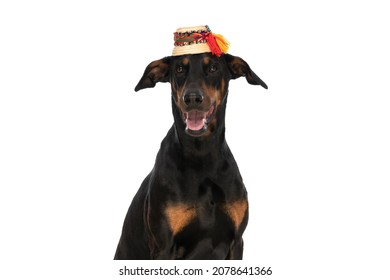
114, 53, 267, 259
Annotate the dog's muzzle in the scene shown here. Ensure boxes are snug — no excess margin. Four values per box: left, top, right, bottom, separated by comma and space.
182, 105, 214, 137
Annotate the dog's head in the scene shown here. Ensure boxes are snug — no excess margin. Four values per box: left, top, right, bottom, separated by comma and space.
135, 53, 267, 137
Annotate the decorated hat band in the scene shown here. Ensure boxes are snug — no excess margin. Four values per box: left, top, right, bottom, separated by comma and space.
172, 25, 230, 57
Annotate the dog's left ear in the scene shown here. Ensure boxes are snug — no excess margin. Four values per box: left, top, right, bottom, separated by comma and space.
135, 57, 171, 92
223, 54, 268, 89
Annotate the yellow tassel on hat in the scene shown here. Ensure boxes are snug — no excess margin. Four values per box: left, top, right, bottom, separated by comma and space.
213, 33, 230, 54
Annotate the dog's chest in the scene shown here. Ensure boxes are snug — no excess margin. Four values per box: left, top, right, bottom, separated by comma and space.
163, 182, 248, 236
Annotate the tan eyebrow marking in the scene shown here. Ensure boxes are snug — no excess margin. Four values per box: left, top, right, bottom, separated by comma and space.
182, 57, 190, 65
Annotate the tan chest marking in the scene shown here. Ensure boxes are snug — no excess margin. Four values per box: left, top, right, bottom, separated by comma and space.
225, 199, 248, 230
164, 203, 196, 235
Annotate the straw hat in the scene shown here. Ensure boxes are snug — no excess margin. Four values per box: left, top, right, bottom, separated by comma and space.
172, 25, 230, 57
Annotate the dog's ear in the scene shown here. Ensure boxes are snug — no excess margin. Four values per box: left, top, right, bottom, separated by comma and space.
134, 57, 171, 92
223, 54, 268, 89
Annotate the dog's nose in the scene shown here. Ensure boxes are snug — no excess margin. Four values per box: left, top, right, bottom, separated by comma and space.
183, 90, 204, 106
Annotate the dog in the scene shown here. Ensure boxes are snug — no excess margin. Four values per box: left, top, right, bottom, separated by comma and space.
115, 27, 267, 260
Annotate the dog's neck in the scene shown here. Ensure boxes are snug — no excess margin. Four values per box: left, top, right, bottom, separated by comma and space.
170, 96, 228, 159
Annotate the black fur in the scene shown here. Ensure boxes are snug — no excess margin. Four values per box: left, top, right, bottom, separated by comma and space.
115, 53, 267, 259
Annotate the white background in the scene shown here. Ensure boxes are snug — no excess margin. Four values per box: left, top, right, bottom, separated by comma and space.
1, 0, 389, 279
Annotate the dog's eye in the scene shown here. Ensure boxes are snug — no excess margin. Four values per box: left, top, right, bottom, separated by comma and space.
176, 66, 184, 73
209, 64, 217, 73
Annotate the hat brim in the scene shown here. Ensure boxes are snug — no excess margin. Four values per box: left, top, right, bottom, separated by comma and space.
172, 43, 211, 56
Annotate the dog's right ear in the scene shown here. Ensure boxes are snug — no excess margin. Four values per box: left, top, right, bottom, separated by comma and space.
134, 57, 171, 92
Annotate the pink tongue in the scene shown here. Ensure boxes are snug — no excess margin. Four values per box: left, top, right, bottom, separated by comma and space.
186, 110, 206, 131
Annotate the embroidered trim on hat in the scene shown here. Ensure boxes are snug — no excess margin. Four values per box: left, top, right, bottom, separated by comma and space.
174, 28, 210, 47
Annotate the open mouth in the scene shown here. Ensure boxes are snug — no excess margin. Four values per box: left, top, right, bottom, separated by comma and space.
183, 105, 215, 136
